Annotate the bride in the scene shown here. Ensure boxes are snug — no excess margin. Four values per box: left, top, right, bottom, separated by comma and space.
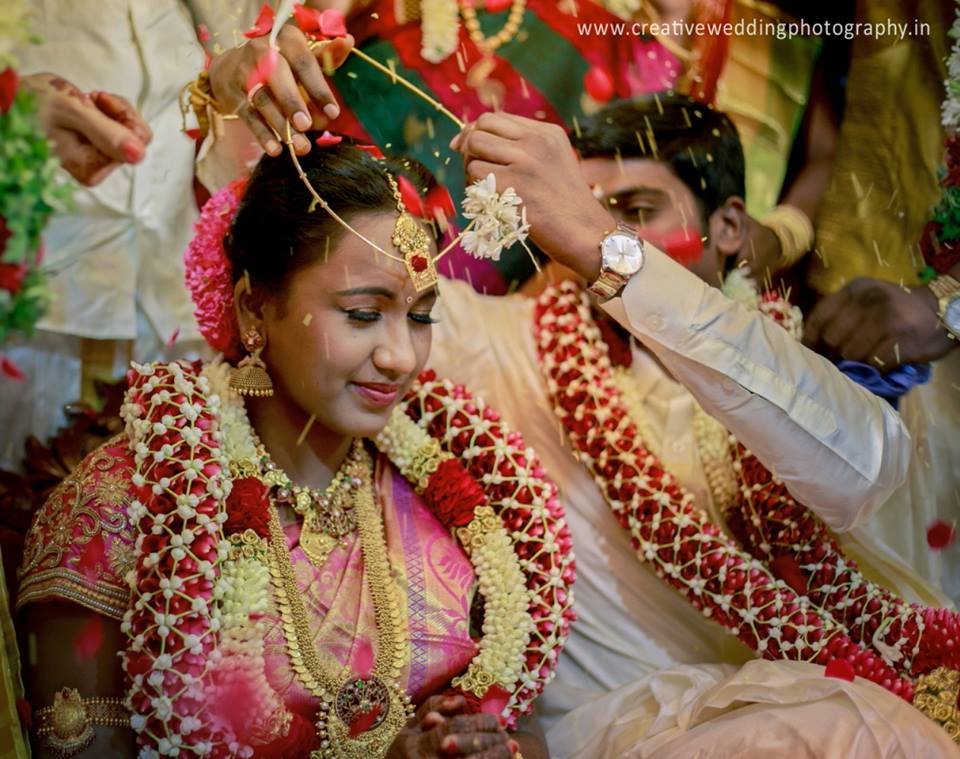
15, 141, 574, 758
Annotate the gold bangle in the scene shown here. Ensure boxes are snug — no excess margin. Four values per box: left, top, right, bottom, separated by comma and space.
760, 204, 814, 268
180, 70, 239, 141
34, 687, 130, 758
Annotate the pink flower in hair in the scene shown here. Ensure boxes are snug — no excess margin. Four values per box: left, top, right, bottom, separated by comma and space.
184, 178, 246, 359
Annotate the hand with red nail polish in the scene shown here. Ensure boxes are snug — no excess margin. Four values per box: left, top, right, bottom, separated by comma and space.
386, 694, 514, 759
20, 73, 150, 186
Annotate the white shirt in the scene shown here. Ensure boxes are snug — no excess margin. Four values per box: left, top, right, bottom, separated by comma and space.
428, 245, 913, 727
15, 1, 256, 344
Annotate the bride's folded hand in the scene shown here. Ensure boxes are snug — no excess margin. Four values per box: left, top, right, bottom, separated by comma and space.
387, 694, 515, 759
207, 24, 354, 157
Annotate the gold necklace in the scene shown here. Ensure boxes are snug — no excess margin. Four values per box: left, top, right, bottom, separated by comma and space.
460, 0, 527, 54
265, 445, 414, 758
257, 438, 368, 568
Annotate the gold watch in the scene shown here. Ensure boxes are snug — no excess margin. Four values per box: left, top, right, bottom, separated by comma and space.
929, 274, 960, 339
588, 222, 645, 301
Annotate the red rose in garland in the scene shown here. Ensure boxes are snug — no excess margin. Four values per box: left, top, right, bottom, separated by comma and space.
225, 476, 271, 538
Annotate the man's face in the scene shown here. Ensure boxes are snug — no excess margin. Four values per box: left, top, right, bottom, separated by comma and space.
580, 156, 724, 284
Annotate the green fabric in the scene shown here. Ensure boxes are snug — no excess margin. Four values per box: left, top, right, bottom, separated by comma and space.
0, 553, 28, 759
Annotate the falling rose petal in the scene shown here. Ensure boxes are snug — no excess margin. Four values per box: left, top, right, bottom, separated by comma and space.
0, 356, 25, 381
357, 144, 385, 159
314, 130, 343, 147
927, 519, 956, 550
185, 128, 203, 140
73, 617, 104, 662
166, 327, 181, 348
244, 3, 276, 38
478, 684, 511, 715
425, 185, 455, 221
824, 659, 856, 682
318, 9, 348, 37
293, 3, 322, 33
397, 175, 425, 217
245, 47, 279, 96
197, 23, 211, 42
0, 68, 18, 114
583, 66, 615, 103
204, 49, 212, 72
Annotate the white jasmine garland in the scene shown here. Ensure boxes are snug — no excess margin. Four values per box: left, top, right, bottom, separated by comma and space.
461, 173, 531, 261
420, 0, 460, 63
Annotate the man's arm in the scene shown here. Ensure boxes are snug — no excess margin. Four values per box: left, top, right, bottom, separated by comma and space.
600, 242, 911, 531
452, 112, 912, 531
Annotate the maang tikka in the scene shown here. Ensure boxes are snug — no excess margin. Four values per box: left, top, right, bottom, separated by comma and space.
230, 327, 274, 397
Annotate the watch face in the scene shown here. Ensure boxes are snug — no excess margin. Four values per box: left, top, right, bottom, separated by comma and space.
601, 233, 644, 276
945, 296, 960, 335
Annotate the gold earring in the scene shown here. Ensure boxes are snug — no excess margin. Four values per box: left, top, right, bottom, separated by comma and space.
230, 327, 274, 397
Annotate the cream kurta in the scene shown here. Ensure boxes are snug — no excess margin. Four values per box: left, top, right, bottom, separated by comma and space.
428, 246, 954, 757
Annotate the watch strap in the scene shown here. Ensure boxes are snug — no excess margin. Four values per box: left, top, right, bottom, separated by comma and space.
929, 274, 960, 302
588, 223, 643, 302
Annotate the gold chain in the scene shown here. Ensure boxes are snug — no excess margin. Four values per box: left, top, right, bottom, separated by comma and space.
265, 447, 413, 755
461, 0, 527, 53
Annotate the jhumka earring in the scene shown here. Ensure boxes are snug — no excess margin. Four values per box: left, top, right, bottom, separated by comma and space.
230, 327, 274, 397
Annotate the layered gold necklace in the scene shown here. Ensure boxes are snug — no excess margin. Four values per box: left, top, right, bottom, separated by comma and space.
256, 437, 368, 568
263, 443, 414, 758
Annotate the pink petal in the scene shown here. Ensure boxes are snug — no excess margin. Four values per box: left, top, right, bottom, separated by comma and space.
314, 130, 343, 147
425, 185, 455, 220
478, 684, 511, 715
292, 3, 322, 33
0, 355, 24, 381
584, 66, 615, 103
927, 520, 956, 550
245, 47, 279, 96
243, 3, 276, 38
197, 23, 211, 42
318, 9, 348, 38
397, 175, 425, 217
166, 327, 181, 348
0, 68, 18, 115
356, 144, 385, 159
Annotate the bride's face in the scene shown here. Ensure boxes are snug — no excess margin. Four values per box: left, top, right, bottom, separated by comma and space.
258, 211, 437, 438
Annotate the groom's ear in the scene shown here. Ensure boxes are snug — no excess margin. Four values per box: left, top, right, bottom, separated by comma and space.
706, 196, 748, 263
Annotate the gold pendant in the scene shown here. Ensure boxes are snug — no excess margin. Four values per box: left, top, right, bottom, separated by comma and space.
300, 522, 339, 569
311, 677, 412, 758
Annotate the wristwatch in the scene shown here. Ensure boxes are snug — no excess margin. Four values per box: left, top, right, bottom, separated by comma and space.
929, 274, 960, 339
588, 222, 645, 301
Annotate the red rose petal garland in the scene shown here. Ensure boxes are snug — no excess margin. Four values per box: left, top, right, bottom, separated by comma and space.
120, 359, 575, 754
391, 371, 577, 723
120, 360, 232, 756
534, 282, 914, 699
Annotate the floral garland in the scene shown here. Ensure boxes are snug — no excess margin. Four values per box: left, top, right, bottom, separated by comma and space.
119, 360, 574, 756
920, 0, 960, 279
534, 281, 916, 700
0, 1, 73, 351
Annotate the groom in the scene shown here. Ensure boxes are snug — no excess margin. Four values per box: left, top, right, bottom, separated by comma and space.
430, 94, 954, 756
